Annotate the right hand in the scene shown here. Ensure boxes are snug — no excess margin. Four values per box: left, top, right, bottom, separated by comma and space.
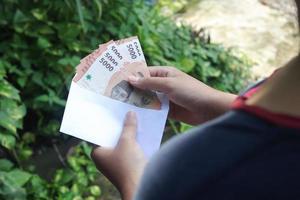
129, 66, 236, 125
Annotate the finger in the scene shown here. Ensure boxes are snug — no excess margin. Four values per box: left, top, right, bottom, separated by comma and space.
148, 66, 174, 77
119, 111, 138, 141
128, 76, 171, 92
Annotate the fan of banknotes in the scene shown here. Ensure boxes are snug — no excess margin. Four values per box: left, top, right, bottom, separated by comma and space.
73, 36, 161, 110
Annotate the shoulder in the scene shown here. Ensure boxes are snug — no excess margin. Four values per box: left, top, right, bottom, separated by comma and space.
135, 111, 300, 200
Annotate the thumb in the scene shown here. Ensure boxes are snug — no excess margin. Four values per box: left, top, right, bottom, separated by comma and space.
128, 76, 171, 92
91, 146, 112, 163
119, 111, 138, 142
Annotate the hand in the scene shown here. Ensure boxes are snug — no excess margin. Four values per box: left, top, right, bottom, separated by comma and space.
129, 67, 236, 125
91, 111, 147, 200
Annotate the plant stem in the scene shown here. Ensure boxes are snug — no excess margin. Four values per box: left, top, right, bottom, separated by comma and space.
12, 149, 23, 169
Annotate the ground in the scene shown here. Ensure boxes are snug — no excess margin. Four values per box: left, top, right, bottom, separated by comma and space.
176, 0, 299, 78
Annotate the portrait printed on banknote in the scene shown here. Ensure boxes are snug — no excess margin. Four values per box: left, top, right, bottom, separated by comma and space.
104, 65, 161, 110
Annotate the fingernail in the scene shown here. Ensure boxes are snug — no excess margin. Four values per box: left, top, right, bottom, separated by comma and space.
128, 75, 139, 83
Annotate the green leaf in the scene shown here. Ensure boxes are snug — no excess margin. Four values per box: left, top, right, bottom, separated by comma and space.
68, 157, 80, 171
204, 67, 221, 78
81, 142, 92, 158
54, 169, 75, 185
0, 79, 20, 100
28, 175, 49, 198
18, 147, 33, 160
56, 23, 81, 42
7, 104, 26, 121
0, 172, 26, 200
37, 25, 55, 35
179, 123, 194, 133
7, 169, 32, 187
77, 171, 88, 186
89, 185, 101, 196
44, 73, 63, 88
53, 97, 66, 107
31, 9, 47, 21
34, 95, 49, 103
179, 58, 196, 73
0, 113, 17, 134
71, 183, 80, 194
62, 170, 75, 184
13, 10, 29, 24
0, 100, 26, 133
73, 195, 83, 200
17, 76, 27, 88
0, 133, 16, 149
0, 159, 14, 171
58, 186, 69, 194
37, 37, 51, 49
58, 56, 80, 67
31, 72, 45, 88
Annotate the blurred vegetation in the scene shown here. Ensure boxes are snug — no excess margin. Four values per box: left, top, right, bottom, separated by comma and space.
0, 0, 251, 199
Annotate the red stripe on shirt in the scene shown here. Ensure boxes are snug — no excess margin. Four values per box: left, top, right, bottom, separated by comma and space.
232, 97, 300, 129
232, 74, 300, 129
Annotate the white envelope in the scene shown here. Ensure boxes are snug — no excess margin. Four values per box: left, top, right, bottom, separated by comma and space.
60, 82, 169, 158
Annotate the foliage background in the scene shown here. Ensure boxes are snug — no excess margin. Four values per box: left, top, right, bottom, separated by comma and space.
0, 0, 250, 199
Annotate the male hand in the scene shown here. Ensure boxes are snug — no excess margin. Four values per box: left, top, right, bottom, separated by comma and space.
129, 67, 236, 125
91, 111, 146, 200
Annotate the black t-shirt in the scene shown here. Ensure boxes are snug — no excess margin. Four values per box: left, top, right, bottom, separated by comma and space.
134, 110, 300, 200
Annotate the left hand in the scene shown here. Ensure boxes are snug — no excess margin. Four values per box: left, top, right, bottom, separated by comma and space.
91, 111, 147, 200
129, 66, 236, 125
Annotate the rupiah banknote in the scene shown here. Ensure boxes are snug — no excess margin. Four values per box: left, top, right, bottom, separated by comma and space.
73, 36, 161, 110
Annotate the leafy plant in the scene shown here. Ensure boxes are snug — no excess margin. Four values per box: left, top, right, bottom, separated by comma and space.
50, 142, 100, 200
156, 0, 189, 15
0, 143, 100, 200
0, 0, 251, 198
0, 60, 26, 150
0, 158, 48, 200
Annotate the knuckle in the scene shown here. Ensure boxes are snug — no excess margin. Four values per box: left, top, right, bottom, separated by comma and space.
123, 124, 135, 134
165, 66, 180, 77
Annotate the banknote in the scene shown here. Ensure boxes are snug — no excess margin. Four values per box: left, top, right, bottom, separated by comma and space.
74, 41, 114, 83
103, 37, 161, 110
73, 41, 123, 93
73, 37, 162, 110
